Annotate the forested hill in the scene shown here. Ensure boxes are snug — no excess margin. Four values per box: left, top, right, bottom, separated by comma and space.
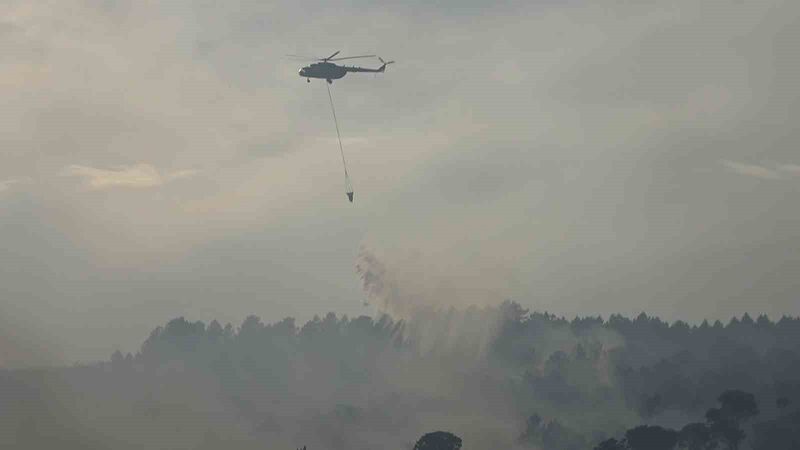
2, 303, 799, 450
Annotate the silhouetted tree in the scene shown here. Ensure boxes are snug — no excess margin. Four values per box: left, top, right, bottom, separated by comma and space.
207, 320, 224, 341
679, 423, 716, 450
519, 413, 543, 442
719, 391, 759, 421
706, 390, 758, 450
413, 431, 462, 450
110, 350, 124, 370
625, 425, 678, 450
528, 418, 588, 450
594, 437, 627, 450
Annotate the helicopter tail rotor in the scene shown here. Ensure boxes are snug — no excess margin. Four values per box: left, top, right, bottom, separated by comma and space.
378, 57, 395, 72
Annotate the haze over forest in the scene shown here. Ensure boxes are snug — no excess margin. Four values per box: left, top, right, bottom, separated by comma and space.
2, 0, 800, 448
2, 298, 800, 449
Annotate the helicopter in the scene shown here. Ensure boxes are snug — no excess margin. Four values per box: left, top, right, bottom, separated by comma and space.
290, 51, 394, 84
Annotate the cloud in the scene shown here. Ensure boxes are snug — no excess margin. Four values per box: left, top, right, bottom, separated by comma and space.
721, 161, 800, 181
721, 160, 781, 180
777, 164, 800, 176
0, 177, 32, 193
61, 163, 198, 190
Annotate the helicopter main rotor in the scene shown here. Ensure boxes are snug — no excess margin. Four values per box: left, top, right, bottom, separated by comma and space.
286, 50, 376, 63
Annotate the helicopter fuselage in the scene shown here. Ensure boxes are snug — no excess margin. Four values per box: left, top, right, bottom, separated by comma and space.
299, 62, 347, 81
299, 61, 387, 83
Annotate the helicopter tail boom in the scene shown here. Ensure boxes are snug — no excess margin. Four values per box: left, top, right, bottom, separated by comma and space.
341, 57, 394, 73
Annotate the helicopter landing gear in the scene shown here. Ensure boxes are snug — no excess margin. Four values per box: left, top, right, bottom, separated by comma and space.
326, 79, 332, 84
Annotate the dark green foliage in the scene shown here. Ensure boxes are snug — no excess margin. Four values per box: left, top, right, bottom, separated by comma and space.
603, 390, 763, 450
519, 414, 588, 450
594, 437, 627, 450
678, 423, 716, 450
624, 425, 678, 450
413, 431, 462, 450
3, 305, 800, 450
110, 309, 800, 450
705, 390, 758, 450
717, 390, 759, 421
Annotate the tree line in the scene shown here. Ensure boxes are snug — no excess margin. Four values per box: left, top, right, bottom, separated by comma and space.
3, 302, 799, 449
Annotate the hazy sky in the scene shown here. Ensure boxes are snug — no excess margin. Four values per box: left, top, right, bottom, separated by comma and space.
2, 0, 799, 366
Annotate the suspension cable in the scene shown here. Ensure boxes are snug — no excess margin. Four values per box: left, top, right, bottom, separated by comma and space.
326, 83, 352, 195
